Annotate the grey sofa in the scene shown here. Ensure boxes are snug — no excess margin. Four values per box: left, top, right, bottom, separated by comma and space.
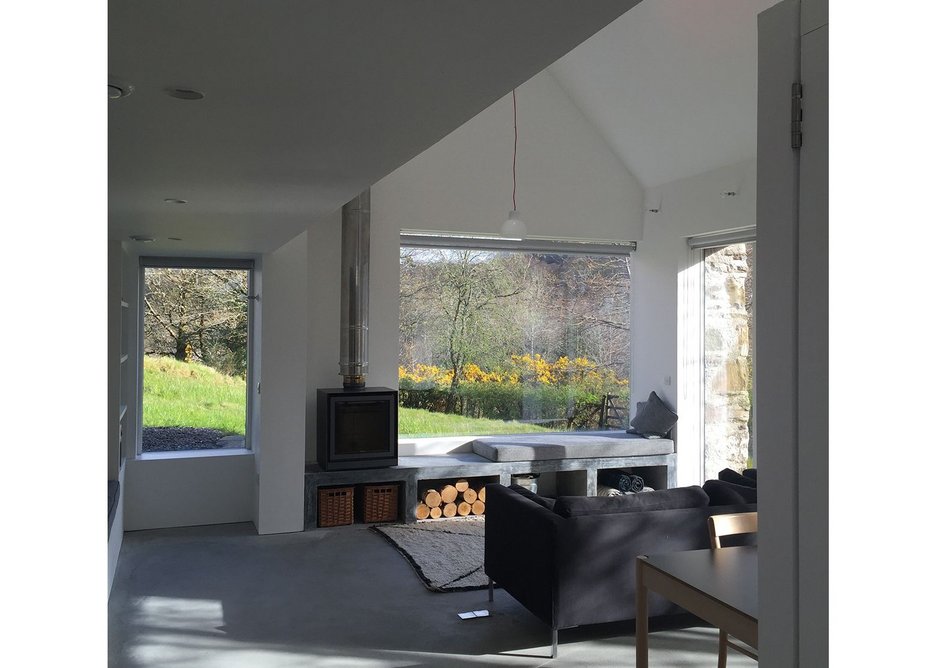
483, 482, 756, 657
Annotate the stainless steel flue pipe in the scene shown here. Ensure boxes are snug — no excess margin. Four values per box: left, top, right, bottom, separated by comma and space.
339, 189, 370, 389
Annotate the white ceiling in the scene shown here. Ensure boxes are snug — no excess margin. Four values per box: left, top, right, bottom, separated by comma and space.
109, 0, 780, 256
108, 0, 639, 256
549, 0, 779, 189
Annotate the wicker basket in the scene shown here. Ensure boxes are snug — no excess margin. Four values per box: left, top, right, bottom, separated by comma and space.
361, 484, 399, 524
318, 486, 354, 527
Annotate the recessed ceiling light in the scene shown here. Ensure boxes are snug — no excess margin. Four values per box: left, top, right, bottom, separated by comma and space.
166, 87, 205, 101
130, 235, 156, 243
163, 198, 188, 204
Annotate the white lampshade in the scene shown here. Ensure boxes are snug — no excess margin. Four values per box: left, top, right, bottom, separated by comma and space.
501, 210, 527, 239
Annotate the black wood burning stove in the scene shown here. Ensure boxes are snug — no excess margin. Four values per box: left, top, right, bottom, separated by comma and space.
317, 387, 398, 470
315, 191, 398, 470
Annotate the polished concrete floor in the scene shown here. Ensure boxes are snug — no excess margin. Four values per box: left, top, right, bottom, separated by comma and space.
108, 522, 755, 667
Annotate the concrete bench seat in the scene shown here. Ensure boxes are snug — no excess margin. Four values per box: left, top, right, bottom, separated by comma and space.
471, 431, 674, 462
304, 431, 676, 528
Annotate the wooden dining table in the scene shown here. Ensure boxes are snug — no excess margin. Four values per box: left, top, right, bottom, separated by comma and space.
635, 545, 758, 667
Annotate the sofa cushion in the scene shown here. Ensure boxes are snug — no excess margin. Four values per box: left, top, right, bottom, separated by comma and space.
553, 485, 708, 518
717, 468, 757, 488
629, 391, 678, 437
471, 432, 674, 461
742, 468, 757, 481
508, 484, 556, 511
703, 479, 758, 505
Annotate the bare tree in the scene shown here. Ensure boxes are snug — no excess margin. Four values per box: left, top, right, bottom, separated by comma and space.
398, 247, 631, 411
143, 268, 250, 376
540, 254, 631, 376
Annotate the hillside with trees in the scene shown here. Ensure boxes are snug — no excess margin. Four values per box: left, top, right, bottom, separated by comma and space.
143, 267, 250, 378
399, 248, 631, 433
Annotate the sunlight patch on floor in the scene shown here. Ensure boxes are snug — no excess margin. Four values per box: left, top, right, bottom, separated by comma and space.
137, 596, 226, 633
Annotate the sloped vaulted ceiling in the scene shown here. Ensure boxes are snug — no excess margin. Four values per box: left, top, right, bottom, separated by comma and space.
108, 0, 640, 255
549, 0, 779, 189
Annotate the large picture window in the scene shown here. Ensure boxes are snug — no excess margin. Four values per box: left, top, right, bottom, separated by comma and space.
399, 239, 631, 438
140, 258, 255, 453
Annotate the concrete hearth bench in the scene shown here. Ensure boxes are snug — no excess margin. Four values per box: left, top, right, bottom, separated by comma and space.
303, 431, 675, 528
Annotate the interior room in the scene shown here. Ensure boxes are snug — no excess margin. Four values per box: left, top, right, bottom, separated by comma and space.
103, 1, 829, 665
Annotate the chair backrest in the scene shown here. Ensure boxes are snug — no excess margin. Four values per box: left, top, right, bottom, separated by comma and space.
708, 512, 758, 549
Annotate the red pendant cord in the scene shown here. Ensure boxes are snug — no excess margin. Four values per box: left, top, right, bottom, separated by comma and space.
513, 89, 517, 211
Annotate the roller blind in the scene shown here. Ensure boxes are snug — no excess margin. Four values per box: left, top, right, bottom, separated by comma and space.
400, 232, 635, 256
687, 227, 756, 250
140, 257, 255, 270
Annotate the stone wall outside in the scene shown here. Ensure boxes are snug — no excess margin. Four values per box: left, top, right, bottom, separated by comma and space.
703, 242, 754, 480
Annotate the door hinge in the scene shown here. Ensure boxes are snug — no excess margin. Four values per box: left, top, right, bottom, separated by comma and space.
791, 82, 803, 149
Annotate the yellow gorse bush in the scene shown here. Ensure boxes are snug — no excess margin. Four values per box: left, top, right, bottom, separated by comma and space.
399, 355, 628, 390
398, 363, 448, 384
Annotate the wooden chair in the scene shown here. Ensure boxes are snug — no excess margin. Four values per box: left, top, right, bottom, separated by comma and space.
707, 512, 759, 666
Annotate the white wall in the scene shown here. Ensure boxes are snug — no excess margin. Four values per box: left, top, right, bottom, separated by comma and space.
124, 452, 255, 529
306, 212, 341, 462
256, 231, 308, 534
372, 69, 644, 242
630, 159, 756, 486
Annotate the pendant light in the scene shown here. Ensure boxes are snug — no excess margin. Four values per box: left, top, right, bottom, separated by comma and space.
500, 89, 528, 239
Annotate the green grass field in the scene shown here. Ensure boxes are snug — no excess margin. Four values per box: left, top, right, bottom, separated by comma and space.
143, 355, 556, 438
398, 406, 553, 438
143, 355, 247, 434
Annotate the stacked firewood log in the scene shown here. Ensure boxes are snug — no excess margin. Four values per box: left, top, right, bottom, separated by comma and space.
414, 479, 486, 520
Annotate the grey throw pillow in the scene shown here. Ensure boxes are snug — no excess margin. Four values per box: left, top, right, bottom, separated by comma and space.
629, 391, 678, 437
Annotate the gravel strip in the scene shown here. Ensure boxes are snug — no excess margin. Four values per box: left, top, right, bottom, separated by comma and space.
142, 427, 228, 452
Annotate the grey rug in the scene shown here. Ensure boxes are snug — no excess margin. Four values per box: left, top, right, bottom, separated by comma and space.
371, 517, 490, 592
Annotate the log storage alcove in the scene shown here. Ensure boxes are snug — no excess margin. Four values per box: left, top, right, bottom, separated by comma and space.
415, 478, 488, 520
